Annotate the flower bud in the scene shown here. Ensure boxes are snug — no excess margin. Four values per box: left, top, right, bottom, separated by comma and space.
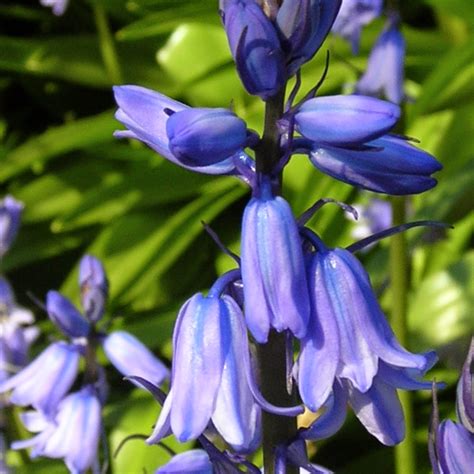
155, 450, 213, 474
79, 255, 108, 323
294, 95, 400, 146
166, 108, 249, 167
46, 291, 90, 338
220, 0, 286, 99
0, 196, 23, 257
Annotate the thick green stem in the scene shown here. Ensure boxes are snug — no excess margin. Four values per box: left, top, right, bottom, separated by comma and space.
93, 3, 123, 84
255, 88, 298, 473
390, 196, 416, 474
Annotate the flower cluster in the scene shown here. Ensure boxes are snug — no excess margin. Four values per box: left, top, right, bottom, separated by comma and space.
1, 254, 169, 473
112, 1, 448, 471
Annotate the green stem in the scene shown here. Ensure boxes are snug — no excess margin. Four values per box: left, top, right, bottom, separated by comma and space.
93, 3, 123, 84
390, 196, 416, 474
255, 88, 298, 474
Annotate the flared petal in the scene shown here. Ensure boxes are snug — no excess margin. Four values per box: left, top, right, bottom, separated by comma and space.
170, 294, 226, 441
103, 331, 169, 386
241, 182, 310, 342
166, 108, 249, 167
301, 381, 348, 440
436, 420, 474, 473
295, 95, 400, 146
212, 295, 261, 453
220, 0, 286, 99
346, 377, 405, 446
0, 342, 79, 415
309, 135, 441, 195
113, 86, 236, 175
456, 338, 474, 433
155, 449, 213, 474
46, 291, 90, 338
147, 388, 173, 444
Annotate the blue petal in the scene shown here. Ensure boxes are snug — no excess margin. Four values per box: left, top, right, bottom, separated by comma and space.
0, 195, 23, 257
346, 377, 405, 446
46, 291, 90, 338
103, 331, 169, 386
170, 294, 227, 441
309, 135, 441, 195
295, 95, 400, 146
241, 187, 310, 342
79, 255, 108, 323
220, 0, 286, 99
437, 420, 474, 473
156, 449, 213, 473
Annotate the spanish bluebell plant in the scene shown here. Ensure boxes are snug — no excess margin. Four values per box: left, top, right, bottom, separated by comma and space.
1, 254, 169, 473
110, 1, 449, 472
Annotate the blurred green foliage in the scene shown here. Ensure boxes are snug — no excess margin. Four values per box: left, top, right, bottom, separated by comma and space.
0, 0, 472, 472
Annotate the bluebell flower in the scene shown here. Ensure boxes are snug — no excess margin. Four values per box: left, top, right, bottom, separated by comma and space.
276, 0, 342, 75
356, 17, 405, 104
46, 291, 90, 339
241, 177, 310, 343
429, 339, 474, 473
39, 0, 69, 15
0, 196, 23, 258
166, 107, 250, 167
13, 385, 101, 474
293, 95, 400, 146
332, 0, 383, 53
302, 134, 442, 195
114, 85, 253, 176
219, 0, 286, 99
155, 449, 213, 474
103, 330, 169, 386
297, 237, 436, 415
79, 255, 108, 323
0, 341, 80, 415
148, 284, 261, 452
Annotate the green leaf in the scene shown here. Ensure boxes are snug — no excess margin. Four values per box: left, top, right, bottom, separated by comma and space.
408, 251, 474, 349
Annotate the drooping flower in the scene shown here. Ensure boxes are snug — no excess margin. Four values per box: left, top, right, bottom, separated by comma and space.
356, 16, 405, 104
297, 233, 436, 414
293, 94, 400, 146
103, 330, 169, 386
275, 0, 342, 75
148, 276, 261, 452
79, 255, 108, 323
46, 291, 90, 339
240, 177, 310, 343
13, 385, 102, 474
0, 196, 23, 258
219, 0, 286, 99
0, 341, 80, 415
332, 0, 383, 53
155, 449, 213, 474
39, 0, 69, 16
113, 85, 254, 176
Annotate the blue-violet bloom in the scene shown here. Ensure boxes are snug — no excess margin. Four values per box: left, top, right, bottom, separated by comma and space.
332, 0, 383, 53
79, 255, 108, 323
241, 178, 310, 343
155, 449, 213, 474
13, 385, 101, 474
356, 16, 405, 104
148, 286, 261, 452
103, 330, 169, 386
0, 341, 79, 415
0, 196, 23, 258
220, 0, 286, 100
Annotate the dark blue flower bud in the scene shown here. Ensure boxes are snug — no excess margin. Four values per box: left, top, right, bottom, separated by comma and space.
356, 17, 405, 104
294, 95, 400, 146
79, 255, 108, 323
0, 196, 23, 258
46, 291, 90, 338
276, 0, 342, 74
166, 108, 249, 167
309, 135, 442, 195
220, 0, 286, 99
